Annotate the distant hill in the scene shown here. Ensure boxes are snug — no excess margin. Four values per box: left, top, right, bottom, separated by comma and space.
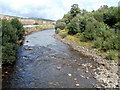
0, 14, 56, 25
28, 17, 56, 22
1, 14, 56, 22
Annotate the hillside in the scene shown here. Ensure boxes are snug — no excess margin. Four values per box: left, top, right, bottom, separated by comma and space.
0, 14, 56, 25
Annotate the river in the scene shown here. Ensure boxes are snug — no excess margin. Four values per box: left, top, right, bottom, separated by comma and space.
3, 29, 102, 88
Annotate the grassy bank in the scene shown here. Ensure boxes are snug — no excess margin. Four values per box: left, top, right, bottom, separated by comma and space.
57, 29, 119, 62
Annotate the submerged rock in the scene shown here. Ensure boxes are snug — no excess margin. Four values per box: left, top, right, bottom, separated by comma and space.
67, 73, 72, 77
74, 78, 77, 81
26, 48, 33, 50
56, 67, 61, 70
75, 84, 80, 87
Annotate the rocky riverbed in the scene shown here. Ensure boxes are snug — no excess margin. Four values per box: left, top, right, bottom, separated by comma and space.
54, 34, 119, 88
2, 29, 119, 88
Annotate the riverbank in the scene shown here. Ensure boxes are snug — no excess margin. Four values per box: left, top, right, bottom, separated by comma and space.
54, 34, 119, 88
2, 26, 55, 87
25, 25, 55, 35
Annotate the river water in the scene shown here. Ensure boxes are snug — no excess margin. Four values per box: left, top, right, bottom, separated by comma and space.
3, 29, 102, 88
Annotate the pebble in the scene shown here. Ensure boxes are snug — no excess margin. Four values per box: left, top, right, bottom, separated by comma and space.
85, 77, 90, 79
49, 82, 58, 86
77, 68, 80, 71
26, 48, 33, 50
75, 84, 80, 87
74, 78, 77, 81
68, 73, 72, 77
56, 67, 61, 70
85, 70, 89, 73
80, 75, 85, 78
5, 72, 8, 74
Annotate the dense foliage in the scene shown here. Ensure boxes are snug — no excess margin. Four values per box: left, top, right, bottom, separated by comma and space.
2, 18, 25, 64
55, 4, 119, 60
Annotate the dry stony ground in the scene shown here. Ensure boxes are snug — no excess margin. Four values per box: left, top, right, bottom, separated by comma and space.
54, 34, 119, 88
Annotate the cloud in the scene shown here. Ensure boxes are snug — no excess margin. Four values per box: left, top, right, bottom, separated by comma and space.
0, 0, 119, 20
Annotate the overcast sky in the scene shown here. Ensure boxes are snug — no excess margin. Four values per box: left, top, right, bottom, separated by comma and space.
0, 0, 119, 20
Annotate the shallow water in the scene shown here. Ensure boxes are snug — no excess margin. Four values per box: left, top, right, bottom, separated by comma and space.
3, 29, 102, 88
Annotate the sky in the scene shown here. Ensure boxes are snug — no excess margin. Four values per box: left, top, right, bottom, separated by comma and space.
0, 0, 119, 20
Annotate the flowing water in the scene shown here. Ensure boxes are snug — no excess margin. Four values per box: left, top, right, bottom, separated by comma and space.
3, 29, 102, 88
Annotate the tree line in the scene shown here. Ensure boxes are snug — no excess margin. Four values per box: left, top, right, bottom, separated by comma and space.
2, 18, 25, 64
55, 4, 119, 60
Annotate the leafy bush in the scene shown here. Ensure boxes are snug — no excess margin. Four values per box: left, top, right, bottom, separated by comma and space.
2, 19, 25, 64
93, 38, 103, 49
55, 28, 60, 34
59, 32, 67, 39
79, 32, 88, 42
33, 23, 39, 25
11, 18, 25, 40
67, 17, 80, 35
106, 51, 117, 60
55, 20, 66, 30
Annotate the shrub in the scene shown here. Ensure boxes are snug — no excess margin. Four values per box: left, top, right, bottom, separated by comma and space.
2, 19, 24, 64
79, 32, 89, 42
11, 18, 25, 40
55, 20, 66, 30
55, 28, 60, 34
93, 38, 103, 49
33, 23, 39, 25
106, 51, 117, 60
59, 32, 67, 39
67, 17, 80, 35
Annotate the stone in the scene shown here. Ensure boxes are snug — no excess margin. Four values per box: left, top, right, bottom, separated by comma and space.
74, 78, 77, 81
5, 72, 8, 74
26, 48, 33, 50
68, 73, 72, 77
80, 75, 85, 78
75, 84, 80, 87
56, 67, 61, 70
85, 70, 89, 73
85, 77, 89, 79
49, 82, 58, 86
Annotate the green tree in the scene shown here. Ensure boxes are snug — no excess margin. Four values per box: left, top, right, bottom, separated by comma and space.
69, 4, 81, 18
55, 19, 66, 30
67, 17, 80, 35
2, 19, 18, 64
62, 14, 72, 25
103, 7, 118, 27
11, 18, 25, 40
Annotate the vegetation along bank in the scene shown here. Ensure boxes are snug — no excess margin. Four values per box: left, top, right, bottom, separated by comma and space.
55, 4, 119, 88
55, 4, 119, 62
2, 18, 25, 65
2, 18, 55, 65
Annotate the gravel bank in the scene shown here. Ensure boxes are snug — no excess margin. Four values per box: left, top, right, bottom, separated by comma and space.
54, 34, 119, 88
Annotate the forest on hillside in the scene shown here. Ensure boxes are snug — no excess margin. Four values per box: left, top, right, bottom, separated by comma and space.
55, 4, 120, 60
